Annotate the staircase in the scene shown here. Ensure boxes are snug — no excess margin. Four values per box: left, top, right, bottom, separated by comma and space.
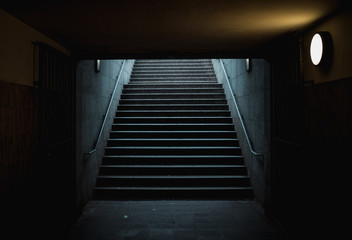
93, 59, 253, 199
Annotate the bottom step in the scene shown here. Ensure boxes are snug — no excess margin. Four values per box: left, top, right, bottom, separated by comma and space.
93, 187, 253, 200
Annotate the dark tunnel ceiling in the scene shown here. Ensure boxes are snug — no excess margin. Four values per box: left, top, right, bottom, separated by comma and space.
1, 0, 345, 58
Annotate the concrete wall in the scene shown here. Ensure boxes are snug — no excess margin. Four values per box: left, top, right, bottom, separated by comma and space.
212, 59, 270, 207
75, 59, 134, 213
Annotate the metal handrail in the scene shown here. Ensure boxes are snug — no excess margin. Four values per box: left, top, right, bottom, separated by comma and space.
85, 60, 126, 155
219, 59, 263, 158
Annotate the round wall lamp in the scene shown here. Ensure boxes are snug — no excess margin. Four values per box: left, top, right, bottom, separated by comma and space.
309, 32, 332, 67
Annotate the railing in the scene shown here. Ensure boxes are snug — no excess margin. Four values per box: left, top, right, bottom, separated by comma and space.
219, 59, 264, 158
85, 60, 126, 155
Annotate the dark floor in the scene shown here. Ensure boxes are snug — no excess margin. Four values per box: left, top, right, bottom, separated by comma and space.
69, 200, 286, 240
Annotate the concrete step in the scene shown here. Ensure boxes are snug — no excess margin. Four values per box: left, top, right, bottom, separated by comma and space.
117, 104, 229, 110
128, 81, 218, 84
132, 64, 214, 69
132, 70, 215, 74
106, 138, 239, 147
99, 165, 248, 176
114, 116, 233, 123
96, 175, 251, 187
115, 110, 230, 117
134, 60, 211, 62
111, 123, 235, 131
130, 77, 217, 81
102, 155, 244, 165
122, 88, 224, 93
135, 61, 212, 64
109, 131, 237, 139
132, 71, 215, 75
121, 93, 225, 99
124, 83, 222, 88
119, 99, 227, 104
132, 67, 214, 71
93, 186, 253, 200
134, 60, 212, 65
104, 146, 242, 155
131, 76, 216, 80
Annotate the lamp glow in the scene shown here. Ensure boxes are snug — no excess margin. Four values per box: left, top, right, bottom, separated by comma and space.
310, 33, 323, 66
245, 58, 251, 72
95, 59, 101, 72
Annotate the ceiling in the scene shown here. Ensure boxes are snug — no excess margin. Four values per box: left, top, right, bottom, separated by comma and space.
1, 0, 345, 58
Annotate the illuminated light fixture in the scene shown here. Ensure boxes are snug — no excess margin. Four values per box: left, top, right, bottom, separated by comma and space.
245, 58, 251, 72
309, 32, 332, 67
310, 33, 323, 65
95, 59, 101, 72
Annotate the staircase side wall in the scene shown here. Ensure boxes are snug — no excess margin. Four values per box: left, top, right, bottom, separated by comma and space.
75, 60, 134, 214
212, 59, 270, 207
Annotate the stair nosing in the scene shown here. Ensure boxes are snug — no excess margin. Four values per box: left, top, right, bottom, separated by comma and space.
123, 88, 222, 90
110, 130, 236, 133
100, 165, 246, 168
116, 110, 230, 112
108, 138, 238, 141
115, 116, 232, 119
119, 98, 227, 100
128, 82, 219, 84
118, 104, 228, 106
103, 155, 243, 158
94, 186, 252, 190
121, 93, 224, 95
111, 123, 234, 126
125, 83, 220, 85
105, 146, 241, 149
97, 175, 249, 179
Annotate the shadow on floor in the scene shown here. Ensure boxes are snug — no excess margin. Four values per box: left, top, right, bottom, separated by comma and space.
68, 200, 287, 240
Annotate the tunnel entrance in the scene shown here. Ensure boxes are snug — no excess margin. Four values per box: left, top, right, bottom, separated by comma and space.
92, 59, 252, 200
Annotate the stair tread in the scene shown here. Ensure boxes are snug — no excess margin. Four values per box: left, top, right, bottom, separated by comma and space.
110, 130, 236, 133
94, 186, 252, 190
132, 71, 214, 72
128, 81, 218, 84
126, 83, 220, 85
132, 70, 215, 71
105, 146, 241, 149
101, 163, 244, 166
122, 93, 223, 95
108, 138, 237, 141
120, 98, 226, 101
115, 116, 232, 119
117, 110, 229, 112
101, 165, 245, 168
112, 123, 233, 125
129, 78, 215, 79
131, 73, 215, 75
98, 175, 249, 179
118, 104, 227, 106
124, 88, 222, 90
103, 155, 242, 158
119, 99, 227, 102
